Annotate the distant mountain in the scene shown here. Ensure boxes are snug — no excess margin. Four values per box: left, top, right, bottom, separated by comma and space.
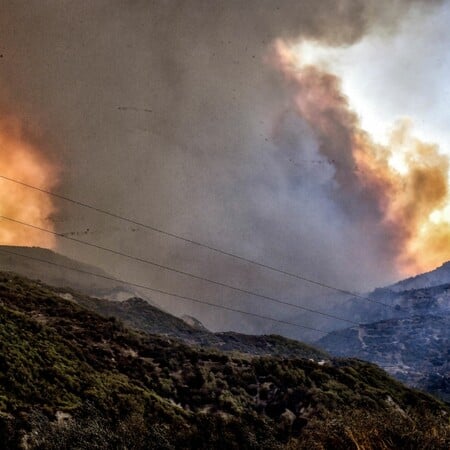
278, 261, 450, 343
318, 280, 450, 401
344, 260, 450, 321
1, 271, 449, 449
388, 261, 450, 292
318, 312, 450, 402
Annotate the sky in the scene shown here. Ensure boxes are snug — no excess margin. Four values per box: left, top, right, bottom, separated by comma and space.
294, 4, 450, 151
0, 0, 449, 339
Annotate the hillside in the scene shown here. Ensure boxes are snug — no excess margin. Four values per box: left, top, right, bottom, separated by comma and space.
280, 261, 450, 344
318, 310, 450, 402
0, 245, 328, 360
0, 272, 449, 449
67, 292, 328, 360
318, 281, 450, 401
388, 261, 450, 292
0, 247, 330, 359
0, 246, 150, 302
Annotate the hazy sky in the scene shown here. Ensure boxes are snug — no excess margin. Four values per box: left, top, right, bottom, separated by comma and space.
0, 0, 448, 338
295, 4, 450, 150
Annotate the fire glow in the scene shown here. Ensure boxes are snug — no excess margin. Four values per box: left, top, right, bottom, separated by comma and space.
0, 118, 57, 248
271, 40, 450, 276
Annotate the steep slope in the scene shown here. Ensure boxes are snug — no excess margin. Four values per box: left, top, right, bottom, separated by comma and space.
388, 261, 450, 292
278, 261, 450, 343
1, 272, 449, 449
319, 314, 450, 402
0, 245, 328, 360
318, 282, 450, 401
0, 246, 150, 302
328, 261, 450, 323
54, 289, 329, 360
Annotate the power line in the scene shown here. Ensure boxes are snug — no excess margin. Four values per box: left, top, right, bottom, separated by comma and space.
0, 174, 395, 310
0, 247, 334, 336
0, 214, 360, 326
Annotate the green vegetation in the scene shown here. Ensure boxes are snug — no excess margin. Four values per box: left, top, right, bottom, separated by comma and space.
70, 293, 329, 360
0, 273, 449, 449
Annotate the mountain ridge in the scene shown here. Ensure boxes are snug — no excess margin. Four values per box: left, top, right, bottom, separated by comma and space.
318, 269, 450, 401
53, 288, 329, 361
0, 245, 153, 303
388, 261, 450, 293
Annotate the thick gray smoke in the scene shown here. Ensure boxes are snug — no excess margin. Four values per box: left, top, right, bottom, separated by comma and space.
0, 0, 444, 339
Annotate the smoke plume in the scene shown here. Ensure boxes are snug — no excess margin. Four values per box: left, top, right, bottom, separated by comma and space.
271, 40, 450, 275
0, 0, 446, 335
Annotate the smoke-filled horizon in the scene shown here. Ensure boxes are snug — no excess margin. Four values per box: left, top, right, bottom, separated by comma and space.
0, 0, 449, 337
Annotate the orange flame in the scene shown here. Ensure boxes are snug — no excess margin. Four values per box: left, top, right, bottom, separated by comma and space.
271, 40, 450, 276
0, 118, 57, 248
